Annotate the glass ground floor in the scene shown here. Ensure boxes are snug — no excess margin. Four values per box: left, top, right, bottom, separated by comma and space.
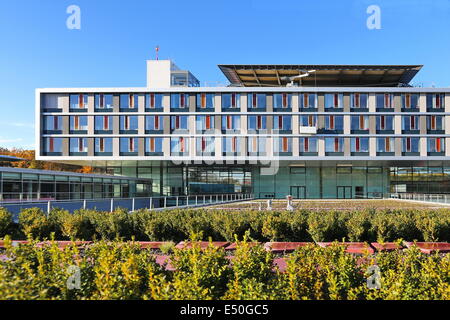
91, 161, 450, 199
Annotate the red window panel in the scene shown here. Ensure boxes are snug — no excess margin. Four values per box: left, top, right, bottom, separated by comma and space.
74, 116, 79, 130
129, 94, 134, 108
53, 116, 59, 130
78, 138, 83, 152
49, 138, 54, 153
149, 138, 155, 152
104, 116, 109, 130
257, 116, 262, 129
154, 116, 159, 130
252, 94, 257, 108
355, 138, 360, 152
282, 94, 287, 108
79, 94, 84, 108
385, 94, 390, 108
278, 116, 283, 129
125, 116, 129, 130
436, 94, 441, 108
405, 94, 411, 108
436, 138, 442, 152
180, 94, 185, 108
355, 93, 360, 108
129, 138, 134, 152
231, 94, 236, 108
410, 116, 416, 130
380, 116, 385, 130
175, 116, 180, 129
334, 138, 339, 152
100, 94, 104, 108
330, 116, 335, 130
334, 94, 338, 107
303, 94, 308, 107
406, 138, 411, 152
431, 116, 436, 130
304, 138, 309, 152
99, 138, 104, 153
201, 93, 206, 108
385, 138, 391, 152
180, 137, 185, 153
205, 116, 211, 130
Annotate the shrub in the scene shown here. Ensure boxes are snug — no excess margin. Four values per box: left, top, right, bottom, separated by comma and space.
18, 208, 52, 239
0, 208, 13, 238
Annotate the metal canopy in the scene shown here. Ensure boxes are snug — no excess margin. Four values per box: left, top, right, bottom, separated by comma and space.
218, 64, 423, 87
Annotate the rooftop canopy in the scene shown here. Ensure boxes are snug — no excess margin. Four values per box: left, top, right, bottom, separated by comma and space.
0, 155, 26, 162
218, 64, 423, 88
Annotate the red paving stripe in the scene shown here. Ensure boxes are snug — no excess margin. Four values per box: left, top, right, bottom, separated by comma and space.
273, 258, 287, 272
264, 242, 311, 253
317, 242, 375, 255
153, 255, 175, 271
225, 242, 260, 251
175, 241, 230, 250
404, 242, 450, 254
371, 242, 403, 252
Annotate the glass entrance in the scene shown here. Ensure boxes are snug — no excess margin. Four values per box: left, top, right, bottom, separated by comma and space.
337, 186, 352, 199
290, 186, 306, 199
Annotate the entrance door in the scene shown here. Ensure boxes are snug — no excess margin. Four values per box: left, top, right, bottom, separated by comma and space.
337, 186, 352, 199
290, 186, 306, 199
355, 186, 365, 199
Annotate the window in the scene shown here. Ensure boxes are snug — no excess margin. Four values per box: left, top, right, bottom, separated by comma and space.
325, 116, 343, 131
95, 138, 113, 153
120, 138, 137, 153
336, 166, 352, 174
171, 93, 189, 109
402, 116, 419, 131
325, 138, 344, 153
247, 116, 266, 131
145, 137, 163, 153
145, 93, 163, 109
70, 138, 88, 153
351, 115, 369, 131
428, 138, 445, 153
350, 93, 368, 108
171, 137, 189, 154
273, 116, 292, 131
247, 137, 266, 154
222, 115, 241, 131
171, 116, 189, 130
402, 137, 420, 153
402, 94, 419, 109
427, 93, 445, 109
299, 137, 318, 153
276, 137, 292, 153
325, 93, 343, 109
377, 137, 395, 153
196, 115, 214, 132
376, 115, 394, 131
290, 167, 306, 174
247, 93, 266, 109
427, 115, 444, 131
196, 93, 214, 109
222, 93, 240, 109
95, 116, 112, 131
145, 116, 163, 131
119, 94, 137, 109
196, 137, 215, 155
351, 137, 369, 153
300, 115, 317, 127
44, 116, 62, 131
300, 93, 317, 108
120, 116, 138, 131
376, 94, 394, 109
70, 94, 88, 109
95, 94, 113, 109
70, 116, 88, 131
223, 137, 240, 154
45, 138, 62, 154
273, 93, 292, 109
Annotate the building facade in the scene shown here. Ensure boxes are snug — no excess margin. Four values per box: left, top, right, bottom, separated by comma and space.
36, 61, 450, 199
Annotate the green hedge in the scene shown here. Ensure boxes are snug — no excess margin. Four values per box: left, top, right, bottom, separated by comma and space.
0, 207, 450, 242
0, 238, 449, 300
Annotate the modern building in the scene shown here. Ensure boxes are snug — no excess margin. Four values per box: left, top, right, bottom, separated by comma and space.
35, 60, 450, 199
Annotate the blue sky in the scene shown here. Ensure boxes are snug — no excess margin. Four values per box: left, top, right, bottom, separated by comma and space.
1, 0, 450, 149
